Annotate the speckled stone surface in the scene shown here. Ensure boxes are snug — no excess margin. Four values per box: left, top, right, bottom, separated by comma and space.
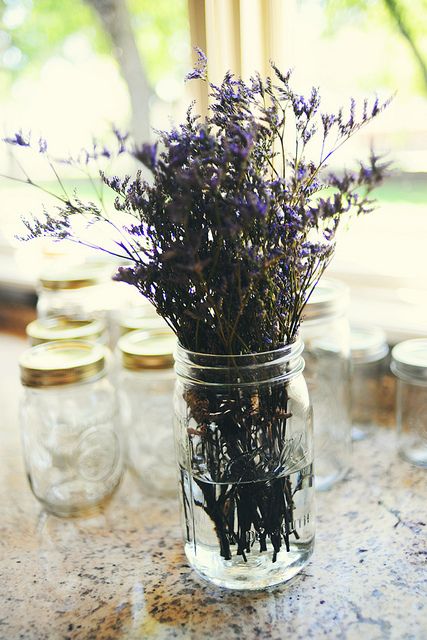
1, 334, 426, 640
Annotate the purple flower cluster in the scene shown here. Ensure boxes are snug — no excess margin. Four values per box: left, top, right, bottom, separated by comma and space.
6, 62, 389, 354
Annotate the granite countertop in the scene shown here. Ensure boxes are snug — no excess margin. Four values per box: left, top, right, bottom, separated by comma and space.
1, 334, 426, 640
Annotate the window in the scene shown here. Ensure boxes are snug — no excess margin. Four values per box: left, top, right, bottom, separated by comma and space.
1, 0, 425, 340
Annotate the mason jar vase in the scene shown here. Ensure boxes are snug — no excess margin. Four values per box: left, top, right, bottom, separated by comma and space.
174, 340, 315, 590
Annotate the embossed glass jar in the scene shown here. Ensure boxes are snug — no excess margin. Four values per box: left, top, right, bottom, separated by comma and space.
117, 329, 177, 496
174, 339, 315, 590
301, 280, 351, 490
19, 341, 123, 516
391, 339, 427, 467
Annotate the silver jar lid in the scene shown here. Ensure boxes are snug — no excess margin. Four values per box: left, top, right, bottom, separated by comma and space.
391, 338, 427, 384
26, 317, 106, 346
303, 279, 349, 323
118, 329, 176, 370
350, 326, 389, 364
20, 341, 107, 388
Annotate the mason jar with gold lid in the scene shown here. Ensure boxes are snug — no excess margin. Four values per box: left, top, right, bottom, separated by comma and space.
19, 341, 123, 516
37, 266, 110, 322
117, 330, 177, 496
26, 317, 107, 346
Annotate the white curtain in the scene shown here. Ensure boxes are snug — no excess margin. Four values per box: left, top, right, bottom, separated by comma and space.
187, 0, 295, 112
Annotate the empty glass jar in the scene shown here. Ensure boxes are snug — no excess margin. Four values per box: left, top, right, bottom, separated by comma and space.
391, 338, 427, 467
301, 279, 352, 491
37, 266, 110, 322
350, 326, 389, 440
19, 341, 123, 516
117, 329, 177, 496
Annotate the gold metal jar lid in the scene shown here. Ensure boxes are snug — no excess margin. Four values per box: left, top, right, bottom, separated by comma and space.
118, 330, 176, 370
20, 341, 107, 388
119, 313, 170, 336
39, 267, 106, 291
26, 317, 106, 346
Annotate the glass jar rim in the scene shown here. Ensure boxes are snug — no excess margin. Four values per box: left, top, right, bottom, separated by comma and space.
175, 338, 303, 361
174, 339, 304, 386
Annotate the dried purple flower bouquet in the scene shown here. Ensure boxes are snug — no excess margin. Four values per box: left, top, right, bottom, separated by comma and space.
5, 54, 389, 588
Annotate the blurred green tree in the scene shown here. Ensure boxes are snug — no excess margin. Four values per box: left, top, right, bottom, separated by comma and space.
0, 0, 189, 141
325, 0, 427, 93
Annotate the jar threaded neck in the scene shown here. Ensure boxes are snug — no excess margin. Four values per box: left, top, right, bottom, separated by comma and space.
174, 339, 304, 386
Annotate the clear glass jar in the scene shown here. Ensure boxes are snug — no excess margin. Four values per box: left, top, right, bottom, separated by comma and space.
37, 267, 110, 322
174, 340, 315, 590
391, 339, 427, 467
26, 317, 107, 346
117, 330, 177, 496
19, 341, 123, 516
301, 279, 351, 491
350, 326, 389, 440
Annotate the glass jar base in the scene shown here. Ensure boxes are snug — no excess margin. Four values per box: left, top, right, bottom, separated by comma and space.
38, 496, 114, 518
398, 447, 427, 468
315, 466, 349, 491
33, 476, 122, 518
184, 541, 314, 591
351, 424, 375, 441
